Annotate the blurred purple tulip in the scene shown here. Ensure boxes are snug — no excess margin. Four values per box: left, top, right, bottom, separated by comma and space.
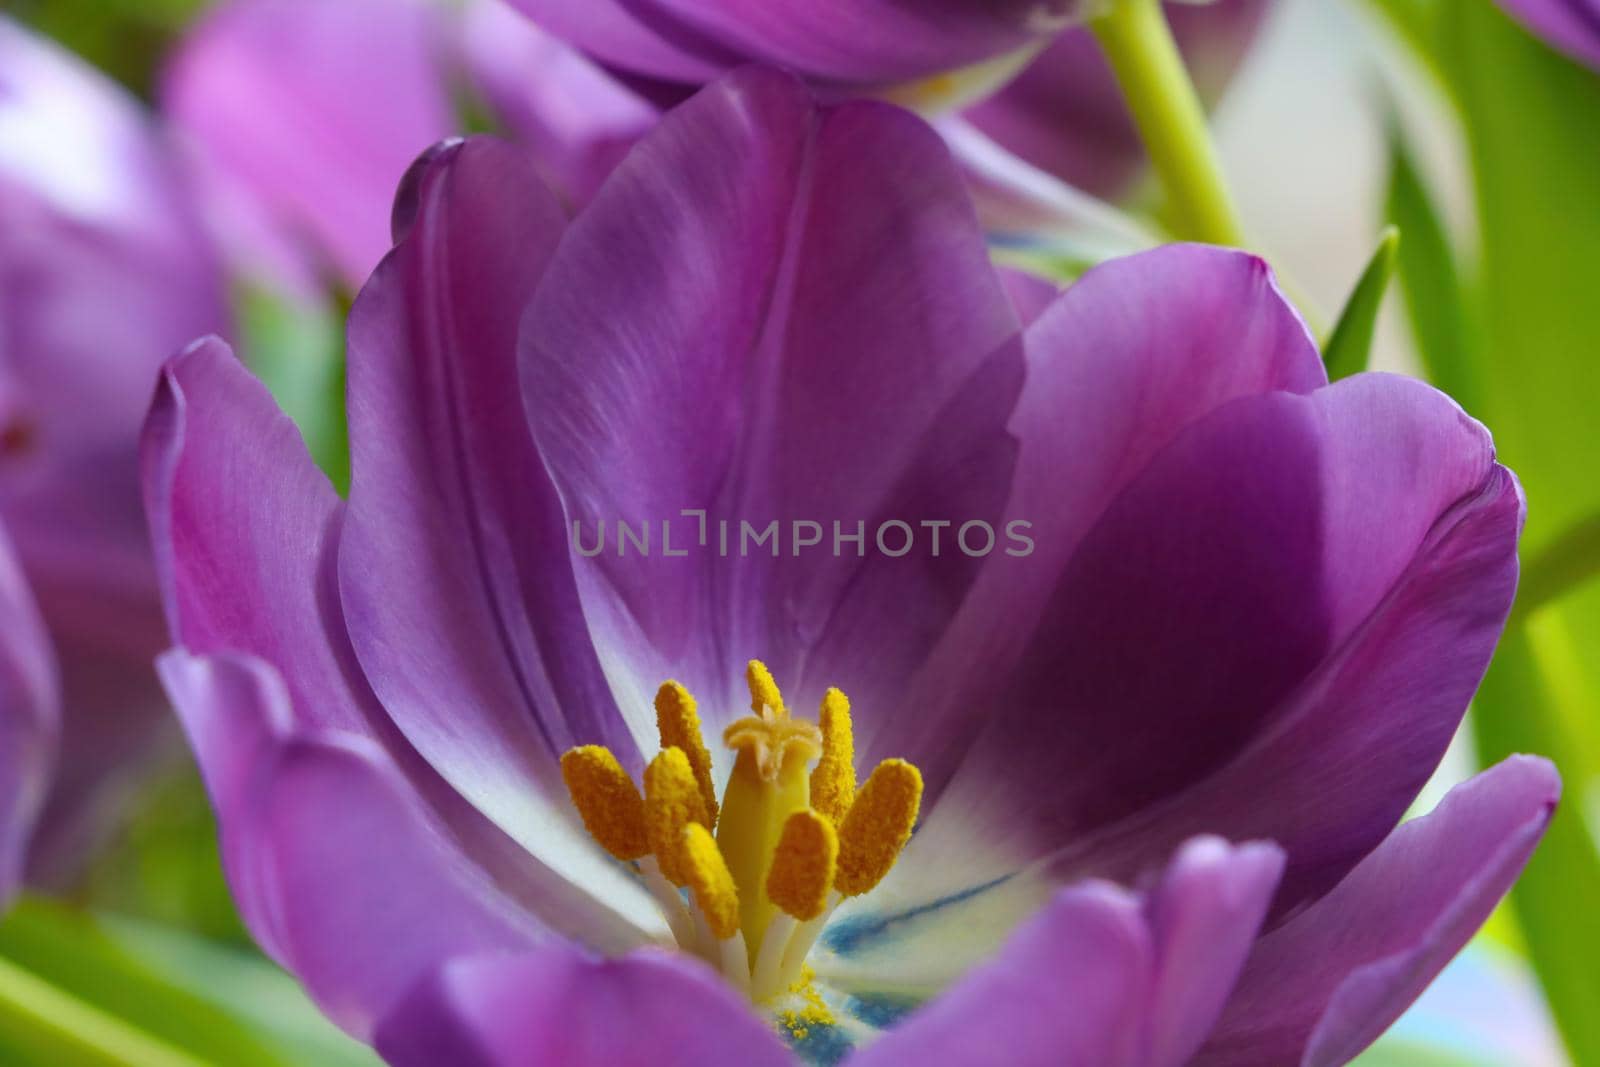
146, 69, 1552, 1065
960, 0, 1272, 201
162, 0, 658, 291
0, 16, 228, 880
164, 0, 1275, 280
501, 0, 1082, 89
0, 522, 59, 903
1494, 0, 1600, 69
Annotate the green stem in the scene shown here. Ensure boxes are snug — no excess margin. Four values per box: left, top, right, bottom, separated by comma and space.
1091, 0, 1247, 246
0, 956, 207, 1067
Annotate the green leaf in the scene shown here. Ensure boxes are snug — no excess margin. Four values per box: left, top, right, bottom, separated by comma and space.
1364, 0, 1450, 82
0, 900, 293, 1066
1383, 129, 1481, 412
0, 899, 378, 1067
1516, 512, 1600, 623
1353, 1039, 1497, 1067
1445, 9, 1600, 1063
1444, 4, 1600, 555
1323, 226, 1400, 381
1375, 5, 1600, 1062
1471, 626, 1600, 1064
0, 956, 210, 1067
100, 915, 381, 1067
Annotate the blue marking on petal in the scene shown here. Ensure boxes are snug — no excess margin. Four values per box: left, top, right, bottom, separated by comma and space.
844, 993, 920, 1029
785, 1022, 853, 1066
823, 872, 1014, 956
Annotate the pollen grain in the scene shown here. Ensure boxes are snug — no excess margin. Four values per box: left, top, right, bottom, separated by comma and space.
809, 688, 856, 825
835, 759, 923, 897
766, 809, 838, 921
655, 681, 719, 825
746, 659, 785, 715
644, 747, 710, 884
560, 746, 647, 861
682, 823, 741, 940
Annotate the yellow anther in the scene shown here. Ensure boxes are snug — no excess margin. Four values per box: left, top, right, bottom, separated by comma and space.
644, 747, 710, 885
682, 823, 741, 940
809, 688, 856, 825
655, 681, 718, 826
835, 759, 923, 897
766, 809, 838, 921
746, 659, 785, 715
560, 746, 647, 861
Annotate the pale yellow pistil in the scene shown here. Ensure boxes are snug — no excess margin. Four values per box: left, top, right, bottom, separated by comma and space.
560, 660, 922, 1004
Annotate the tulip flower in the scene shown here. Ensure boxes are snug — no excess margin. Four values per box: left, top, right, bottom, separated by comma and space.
163, 0, 659, 290
0, 16, 228, 879
1494, 0, 1600, 69
503, 0, 1083, 89
0, 523, 59, 903
958, 0, 1271, 200
147, 69, 1553, 1065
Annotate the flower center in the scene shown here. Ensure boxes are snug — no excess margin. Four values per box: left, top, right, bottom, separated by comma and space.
561, 660, 922, 1003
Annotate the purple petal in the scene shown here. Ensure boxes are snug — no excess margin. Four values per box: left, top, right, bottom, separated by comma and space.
646, 0, 1080, 85
873, 245, 1322, 789
1143, 838, 1286, 1066
1494, 0, 1600, 70
850, 837, 1281, 1067
522, 67, 1024, 741
141, 336, 356, 731
1192, 757, 1559, 1067
921, 372, 1516, 909
962, 1, 1272, 199
376, 948, 794, 1067
997, 267, 1060, 327
162, 0, 457, 286
499, 0, 738, 86
843, 884, 1150, 1066
1055, 441, 1522, 918
145, 336, 661, 945
157, 651, 547, 1040
339, 136, 657, 919
457, 1, 660, 205
0, 522, 57, 901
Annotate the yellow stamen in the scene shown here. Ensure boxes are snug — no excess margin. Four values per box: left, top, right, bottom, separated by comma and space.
746, 658, 785, 715
835, 759, 923, 896
655, 681, 718, 826
644, 747, 709, 885
809, 688, 856, 825
560, 746, 647, 861
562, 662, 926, 1000
765, 809, 838, 921
682, 823, 741, 940
720, 670, 822, 958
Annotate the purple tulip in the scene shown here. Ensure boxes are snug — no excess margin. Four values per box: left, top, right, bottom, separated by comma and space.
146, 69, 1553, 1065
0, 16, 227, 879
163, 0, 659, 290
1494, 0, 1600, 69
959, 0, 1272, 201
502, 0, 1082, 89
0, 522, 59, 903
